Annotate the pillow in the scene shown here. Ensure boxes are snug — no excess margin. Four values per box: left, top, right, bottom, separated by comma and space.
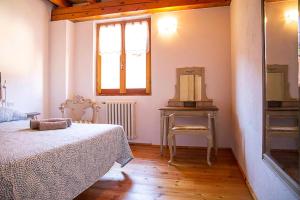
0, 107, 27, 123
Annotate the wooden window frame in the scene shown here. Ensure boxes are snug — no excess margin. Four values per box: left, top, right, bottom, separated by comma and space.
96, 18, 151, 96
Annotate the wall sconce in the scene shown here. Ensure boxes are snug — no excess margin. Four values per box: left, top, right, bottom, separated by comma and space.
157, 16, 177, 36
284, 9, 298, 23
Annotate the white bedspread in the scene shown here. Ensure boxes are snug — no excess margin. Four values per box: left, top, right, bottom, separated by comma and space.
0, 120, 133, 200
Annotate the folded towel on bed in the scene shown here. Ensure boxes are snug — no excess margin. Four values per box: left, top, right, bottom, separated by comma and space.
30, 118, 72, 131
39, 121, 68, 131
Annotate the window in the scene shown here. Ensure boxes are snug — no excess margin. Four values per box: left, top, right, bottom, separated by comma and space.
96, 19, 151, 95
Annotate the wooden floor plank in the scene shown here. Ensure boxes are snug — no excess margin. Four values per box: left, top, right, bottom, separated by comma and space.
75, 145, 253, 200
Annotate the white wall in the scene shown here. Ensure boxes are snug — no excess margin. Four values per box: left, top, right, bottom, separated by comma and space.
66, 21, 75, 100
0, 0, 52, 116
70, 7, 232, 147
74, 21, 95, 99
49, 20, 75, 117
230, 0, 298, 199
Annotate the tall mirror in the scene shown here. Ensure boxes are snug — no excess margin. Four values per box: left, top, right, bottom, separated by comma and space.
263, 0, 300, 194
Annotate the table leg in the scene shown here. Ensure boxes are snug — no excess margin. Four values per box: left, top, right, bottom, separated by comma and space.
160, 113, 164, 155
265, 132, 271, 155
265, 114, 271, 155
165, 116, 169, 148
212, 116, 218, 156
298, 148, 300, 182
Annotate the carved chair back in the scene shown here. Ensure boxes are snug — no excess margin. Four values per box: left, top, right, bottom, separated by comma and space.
59, 96, 100, 123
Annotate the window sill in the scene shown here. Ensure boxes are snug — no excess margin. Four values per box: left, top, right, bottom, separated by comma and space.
96, 89, 151, 96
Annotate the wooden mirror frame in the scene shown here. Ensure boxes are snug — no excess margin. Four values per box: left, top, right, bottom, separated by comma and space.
262, 0, 300, 196
168, 67, 213, 107
173, 67, 210, 101
266, 64, 293, 100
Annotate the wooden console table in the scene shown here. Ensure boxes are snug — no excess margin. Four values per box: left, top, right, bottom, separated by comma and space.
159, 106, 219, 155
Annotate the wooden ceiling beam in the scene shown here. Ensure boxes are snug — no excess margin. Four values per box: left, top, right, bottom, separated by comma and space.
51, 0, 231, 22
86, 0, 97, 3
265, 0, 287, 2
49, 0, 71, 7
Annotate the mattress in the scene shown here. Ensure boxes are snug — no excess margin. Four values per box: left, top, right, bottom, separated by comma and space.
0, 120, 133, 200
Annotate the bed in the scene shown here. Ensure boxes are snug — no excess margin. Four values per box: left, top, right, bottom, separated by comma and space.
0, 120, 133, 200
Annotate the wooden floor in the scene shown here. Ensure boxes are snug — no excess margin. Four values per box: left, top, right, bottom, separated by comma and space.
75, 145, 253, 200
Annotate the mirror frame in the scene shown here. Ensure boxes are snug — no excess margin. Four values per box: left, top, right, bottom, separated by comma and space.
261, 0, 300, 196
266, 64, 293, 100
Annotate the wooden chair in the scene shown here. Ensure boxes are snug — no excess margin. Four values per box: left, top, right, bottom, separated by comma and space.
168, 113, 214, 166
59, 95, 100, 123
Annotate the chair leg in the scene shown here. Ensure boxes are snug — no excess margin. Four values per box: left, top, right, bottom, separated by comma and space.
207, 135, 213, 166
173, 135, 176, 156
168, 133, 174, 164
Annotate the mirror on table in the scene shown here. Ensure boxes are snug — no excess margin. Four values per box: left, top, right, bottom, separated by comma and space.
264, 0, 300, 187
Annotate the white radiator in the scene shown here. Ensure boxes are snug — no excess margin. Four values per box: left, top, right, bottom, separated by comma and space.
105, 101, 136, 140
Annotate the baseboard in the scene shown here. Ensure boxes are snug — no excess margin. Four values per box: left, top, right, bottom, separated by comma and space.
129, 142, 231, 150
128, 142, 152, 146
231, 149, 258, 200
